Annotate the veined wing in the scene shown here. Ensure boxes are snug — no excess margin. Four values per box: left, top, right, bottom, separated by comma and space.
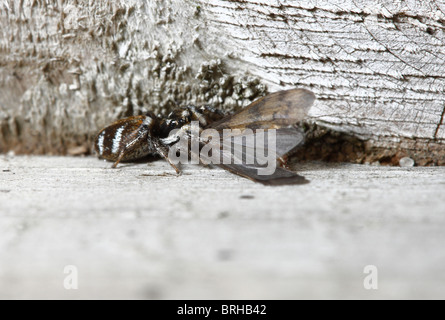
218, 163, 309, 185
209, 88, 315, 131
197, 127, 308, 185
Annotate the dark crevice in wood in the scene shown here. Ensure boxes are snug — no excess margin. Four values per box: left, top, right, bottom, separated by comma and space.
291, 123, 445, 166
2, 126, 444, 166
434, 104, 445, 139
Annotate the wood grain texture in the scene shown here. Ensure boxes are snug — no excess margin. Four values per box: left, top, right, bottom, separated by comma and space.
0, 0, 444, 163
196, 0, 445, 159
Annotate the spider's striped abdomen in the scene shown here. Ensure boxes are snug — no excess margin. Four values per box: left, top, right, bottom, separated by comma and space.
94, 115, 156, 162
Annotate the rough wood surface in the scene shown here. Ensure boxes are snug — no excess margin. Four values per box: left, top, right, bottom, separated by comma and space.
0, 0, 444, 164
0, 156, 444, 299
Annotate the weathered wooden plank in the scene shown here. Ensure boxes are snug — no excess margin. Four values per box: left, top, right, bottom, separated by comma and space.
0, 0, 443, 164
0, 156, 444, 299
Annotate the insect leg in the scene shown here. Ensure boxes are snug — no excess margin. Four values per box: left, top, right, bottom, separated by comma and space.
111, 140, 140, 168
277, 156, 290, 170
153, 140, 182, 175
112, 151, 126, 168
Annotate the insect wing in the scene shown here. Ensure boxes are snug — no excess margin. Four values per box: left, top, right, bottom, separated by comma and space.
217, 127, 304, 161
201, 88, 314, 184
218, 163, 309, 185
209, 88, 315, 131
261, 127, 305, 158
198, 127, 308, 185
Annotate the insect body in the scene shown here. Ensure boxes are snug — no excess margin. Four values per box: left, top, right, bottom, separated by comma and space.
94, 88, 315, 185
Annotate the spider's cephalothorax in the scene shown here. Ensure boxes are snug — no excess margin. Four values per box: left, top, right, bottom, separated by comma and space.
94, 105, 225, 171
